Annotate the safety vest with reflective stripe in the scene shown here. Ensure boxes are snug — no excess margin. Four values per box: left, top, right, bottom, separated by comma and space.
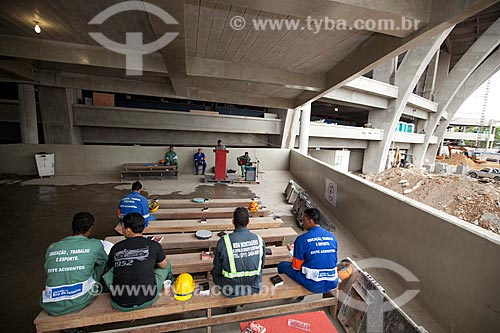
222, 234, 263, 279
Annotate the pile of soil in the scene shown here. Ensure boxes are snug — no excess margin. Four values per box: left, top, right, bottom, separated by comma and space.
364, 167, 500, 235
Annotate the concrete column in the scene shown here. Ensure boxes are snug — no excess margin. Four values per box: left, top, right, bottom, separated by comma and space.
422, 51, 440, 100
17, 84, 38, 144
424, 49, 500, 162
435, 49, 451, 89
491, 126, 497, 149
299, 103, 311, 154
413, 17, 500, 168
372, 58, 396, 84
486, 120, 493, 149
361, 28, 452, 174
38, 86, 82, 144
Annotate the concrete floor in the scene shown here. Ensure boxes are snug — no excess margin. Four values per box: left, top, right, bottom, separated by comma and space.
5, 170, 445, 332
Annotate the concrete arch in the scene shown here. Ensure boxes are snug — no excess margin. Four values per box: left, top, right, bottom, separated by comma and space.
413, 17, 500, 167
425, 49, 500, 160
361, 28, 453, 174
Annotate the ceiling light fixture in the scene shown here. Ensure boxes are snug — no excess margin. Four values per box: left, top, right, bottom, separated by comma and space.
34, 22, 41, 34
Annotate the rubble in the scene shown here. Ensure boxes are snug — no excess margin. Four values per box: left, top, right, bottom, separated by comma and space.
364, 167, 500, 235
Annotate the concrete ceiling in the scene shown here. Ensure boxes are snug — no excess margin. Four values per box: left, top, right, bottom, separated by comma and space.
0, 0, 498, 109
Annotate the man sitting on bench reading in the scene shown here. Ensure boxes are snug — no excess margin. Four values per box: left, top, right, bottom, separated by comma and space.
212, 207, 266, 297
40, 212, 108, 316
278, 208, 339, 293
104, 213, 172, 311
118, 181, 156, 228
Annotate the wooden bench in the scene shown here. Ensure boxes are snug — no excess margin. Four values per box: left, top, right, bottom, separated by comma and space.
114, 217, 283, 234
156, 198, 261, 209
105, 227, 298, 252
154, 207, 267, 219
168, 245, 291, 274
121, 163, 178, 181
34, 273, 338, 333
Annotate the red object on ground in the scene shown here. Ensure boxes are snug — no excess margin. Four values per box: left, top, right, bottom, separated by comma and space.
240, 311, 337, 333
214, 149, 228, 181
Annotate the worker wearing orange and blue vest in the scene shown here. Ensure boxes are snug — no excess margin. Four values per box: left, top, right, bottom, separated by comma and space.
278, 208, 338, 293
212, 207, 266, 297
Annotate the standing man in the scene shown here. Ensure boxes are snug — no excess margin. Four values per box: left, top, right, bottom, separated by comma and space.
194, 148, 207, 175
40, 212, 108, 316
164, 145, 178, 170
278, 208, 338, 293
118, 181, 156, 228
215, 139, 226, 150
237, 152, 252, 177
212, 207, 266, 297
104, 213, 172, 311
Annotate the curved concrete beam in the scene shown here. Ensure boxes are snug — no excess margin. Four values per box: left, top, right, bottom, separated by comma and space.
425, 49, 500, 161
361, 28, 452, 174
413, 17, 500, 167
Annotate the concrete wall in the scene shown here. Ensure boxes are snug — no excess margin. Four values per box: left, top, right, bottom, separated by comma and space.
0, 144, 290, 175
348, 150, 364, 172
289, 150, 500, 333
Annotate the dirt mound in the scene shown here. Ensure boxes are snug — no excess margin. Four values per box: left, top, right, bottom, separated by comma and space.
443, 153, 478, 167
364, 167, 500, 235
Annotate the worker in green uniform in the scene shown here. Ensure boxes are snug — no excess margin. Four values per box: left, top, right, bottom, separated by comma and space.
164, 145, 178, 170
40, 212, 108, 316
237, 152, 252, 177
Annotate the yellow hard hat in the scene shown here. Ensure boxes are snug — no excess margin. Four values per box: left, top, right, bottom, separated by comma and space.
173, 273, 195, 301
149, 199, 159, 213
249, 201, 259, 212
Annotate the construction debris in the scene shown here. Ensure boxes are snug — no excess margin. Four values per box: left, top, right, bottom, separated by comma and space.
364, 168, 500, 235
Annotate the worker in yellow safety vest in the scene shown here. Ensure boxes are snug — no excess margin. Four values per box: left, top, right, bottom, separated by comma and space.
212, 207, 266, 297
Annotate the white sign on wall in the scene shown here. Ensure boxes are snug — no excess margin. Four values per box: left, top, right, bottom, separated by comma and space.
325, 178, 337, 207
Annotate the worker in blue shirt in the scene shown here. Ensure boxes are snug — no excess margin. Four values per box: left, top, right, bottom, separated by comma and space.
117, 181, 156, 227
278, 208, 338, 293
194, 148, 207, 175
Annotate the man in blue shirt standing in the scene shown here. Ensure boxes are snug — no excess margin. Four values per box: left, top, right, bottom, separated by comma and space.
194, 148, 207, 175
118, 181, 156, 227
278, 208, 338, 293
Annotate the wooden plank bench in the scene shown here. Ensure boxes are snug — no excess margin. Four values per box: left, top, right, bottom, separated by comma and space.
114, 217, 283, 234
156, 198, 261, 209
121, 163, 178, 181
34, 272, 338, 333
168, 245, 291, 274
105, 227, 298, 251
154, 207, 267, 219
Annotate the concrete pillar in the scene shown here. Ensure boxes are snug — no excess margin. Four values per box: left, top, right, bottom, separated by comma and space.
491, 126, 497, 149
435, 49, 451, 89
422, 51, 440, 100
299, 103, 311, 154
486, 120, 493, 149
424, 49, 500, 162
38, 86, 82, 144
413, 18, 500, 168
372, 58, 396, 84
17, 84, 38, 144
361, 28, 452, 174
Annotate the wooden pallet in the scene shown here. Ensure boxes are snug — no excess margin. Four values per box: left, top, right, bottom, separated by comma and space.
156, 198, 260, 209
203, 174, 258, 184
154, 207, 267, 219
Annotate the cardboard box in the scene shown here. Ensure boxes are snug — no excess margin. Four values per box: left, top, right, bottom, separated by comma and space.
93, 92, 115, 106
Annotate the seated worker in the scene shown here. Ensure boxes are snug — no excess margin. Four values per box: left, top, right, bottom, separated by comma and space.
212, 207, 266, 297
104, 213, 172, 311
237, 152, 252, 176
40, 212, 108, 316
164, 145, 178, 170
194, 148, 207, 175
118, 181, 156, 228
277, 208, 338, 293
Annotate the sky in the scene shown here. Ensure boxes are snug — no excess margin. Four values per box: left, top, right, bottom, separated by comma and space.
454, 70, 500, 121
